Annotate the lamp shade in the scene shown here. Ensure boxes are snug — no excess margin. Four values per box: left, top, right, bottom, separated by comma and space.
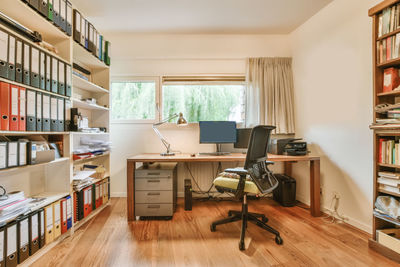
177, 112, 187, 126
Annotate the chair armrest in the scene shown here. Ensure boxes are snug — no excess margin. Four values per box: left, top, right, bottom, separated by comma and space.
224, 168, 249, 176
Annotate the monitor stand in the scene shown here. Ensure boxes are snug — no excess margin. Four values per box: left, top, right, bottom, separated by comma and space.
199, 144, 231, 156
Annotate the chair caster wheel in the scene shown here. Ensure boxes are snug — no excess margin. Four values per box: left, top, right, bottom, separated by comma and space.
275, 236, 283, 245
210, 224, 216, 232
262, 217, 268, 223
228, 211, 233, 216
239, 241, 245, 250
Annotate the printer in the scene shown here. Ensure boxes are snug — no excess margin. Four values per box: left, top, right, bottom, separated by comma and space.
268, 138, 308, 156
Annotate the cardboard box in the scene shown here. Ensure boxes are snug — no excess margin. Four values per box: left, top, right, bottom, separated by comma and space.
377, 228, 400, 254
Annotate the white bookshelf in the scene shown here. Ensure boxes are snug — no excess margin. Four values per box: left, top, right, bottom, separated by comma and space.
0, 0, 111, 262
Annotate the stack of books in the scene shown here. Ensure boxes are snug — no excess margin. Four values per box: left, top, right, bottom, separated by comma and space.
378, 171, 400, 194
0, 191, 30, 225
73, 170, 96, 191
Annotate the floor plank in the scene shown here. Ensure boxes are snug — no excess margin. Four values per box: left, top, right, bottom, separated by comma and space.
31, 198, 399, 267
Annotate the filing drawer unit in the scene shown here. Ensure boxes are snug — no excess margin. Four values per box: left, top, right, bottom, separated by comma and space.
135, 163, 177, 218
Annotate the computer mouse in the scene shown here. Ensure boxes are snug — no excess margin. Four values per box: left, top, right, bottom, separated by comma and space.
190, 153, 196, 157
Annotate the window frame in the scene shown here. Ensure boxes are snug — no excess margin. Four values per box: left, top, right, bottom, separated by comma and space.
110, 76, 160, 124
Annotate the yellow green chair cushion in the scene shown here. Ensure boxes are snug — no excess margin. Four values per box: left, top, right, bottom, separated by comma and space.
213, 172, 260, 194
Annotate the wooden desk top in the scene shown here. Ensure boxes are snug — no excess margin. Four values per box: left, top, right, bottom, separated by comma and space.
127, 153, 319, 162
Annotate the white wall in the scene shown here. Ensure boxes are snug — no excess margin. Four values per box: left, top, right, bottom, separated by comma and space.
290, 0, 379, 233
109, 34, 291, 197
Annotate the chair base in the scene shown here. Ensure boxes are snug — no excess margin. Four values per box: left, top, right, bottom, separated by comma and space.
210, 197, 283, 250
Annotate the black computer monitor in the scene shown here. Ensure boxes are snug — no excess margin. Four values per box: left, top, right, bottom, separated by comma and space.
234, 128, 252, 149
199, 121, 237, 144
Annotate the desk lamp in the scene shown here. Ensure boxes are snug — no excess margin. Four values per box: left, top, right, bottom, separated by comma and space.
152, 113, 187, 156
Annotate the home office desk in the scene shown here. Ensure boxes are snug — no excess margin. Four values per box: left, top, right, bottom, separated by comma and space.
126, 153, 321, 221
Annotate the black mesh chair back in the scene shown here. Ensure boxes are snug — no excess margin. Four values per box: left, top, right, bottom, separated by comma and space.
244, 125, 278, 194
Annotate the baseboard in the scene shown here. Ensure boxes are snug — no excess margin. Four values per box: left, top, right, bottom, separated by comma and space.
111, 192, 127, 197
296, 194, 372, 234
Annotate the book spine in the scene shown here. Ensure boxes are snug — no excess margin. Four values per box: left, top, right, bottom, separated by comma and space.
379, 139, 383, 163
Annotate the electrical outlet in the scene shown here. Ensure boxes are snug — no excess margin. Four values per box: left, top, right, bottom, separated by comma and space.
332, 191, 340, 199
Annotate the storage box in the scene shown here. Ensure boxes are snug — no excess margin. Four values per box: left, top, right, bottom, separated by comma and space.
376, 228, 400, 254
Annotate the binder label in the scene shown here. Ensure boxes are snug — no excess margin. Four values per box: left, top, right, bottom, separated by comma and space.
75, 12, 81, 32
23, 44, 30, 72
54, 202, 61, 224
19, 142, 26, 166
7, 224, 16, 256
20, 88, 26, 117
20, 218, 29, 247
66, 197, 72, 218
37, 94, 42, 119
16, 41, 22, 65
51, 97, 57, 120
40, 211, 45, 236
8, 143, 17, 167
27, 91, 36, 117
59, 62, 64, 84
58, 99, 64, 121
11, 86, 18, 116
46, 207, 53, 231
32, 214, 39, 240
31, 48, 39, 74
0, 30, 7, 62
43, 95, 50, 118
46, 55, 51, 80
9, 36, 15, 64
62, 201, 67, 219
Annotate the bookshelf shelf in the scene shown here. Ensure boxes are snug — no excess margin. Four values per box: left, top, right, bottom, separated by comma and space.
72, 75, 109, 94
377, 90, 400, 96
378, 188, 400, 197
377, 57, 400, 68
0, 131, 69, 135
374, 211, 400, 226
0, 78, 71, 99
377, 28, 400, 41
73, 42, 109, 70
0, 157, 69, 174
73, 152, 110, 164
378, 163, 400, 168
72, 98, 109, 111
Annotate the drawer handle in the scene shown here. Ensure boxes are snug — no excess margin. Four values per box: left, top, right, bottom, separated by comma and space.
148, 172, 161, 175
147, 180, 160, 183
147, 192, 160, 196
148, 205, 160, 209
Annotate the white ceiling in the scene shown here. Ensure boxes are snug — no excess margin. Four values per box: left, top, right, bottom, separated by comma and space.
72, 0, 333, 34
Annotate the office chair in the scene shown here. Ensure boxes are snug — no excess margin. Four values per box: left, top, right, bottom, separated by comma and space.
210, 125, 283, 250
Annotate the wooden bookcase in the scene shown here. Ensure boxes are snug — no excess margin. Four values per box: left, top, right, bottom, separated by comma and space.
0, 1, 111, 265
369, 0, 400, 262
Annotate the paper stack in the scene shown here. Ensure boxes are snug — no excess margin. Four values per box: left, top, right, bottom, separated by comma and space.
73, 170, 96, 191
0, 191, 30, 225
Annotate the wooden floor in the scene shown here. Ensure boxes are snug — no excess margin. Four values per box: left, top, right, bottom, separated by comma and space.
31, 197, 398, 267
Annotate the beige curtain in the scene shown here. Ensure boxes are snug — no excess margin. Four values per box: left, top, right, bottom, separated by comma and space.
245, 57, 295, 134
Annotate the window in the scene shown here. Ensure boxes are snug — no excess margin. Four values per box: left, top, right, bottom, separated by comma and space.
162, 83, 245, 123
111, 76, 246, 123
111, 79, 157, 121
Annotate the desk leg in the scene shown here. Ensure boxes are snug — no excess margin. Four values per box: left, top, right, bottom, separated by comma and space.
310, 159, 321, 217
127, 161, 136, 221
284, 162, 292, 177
